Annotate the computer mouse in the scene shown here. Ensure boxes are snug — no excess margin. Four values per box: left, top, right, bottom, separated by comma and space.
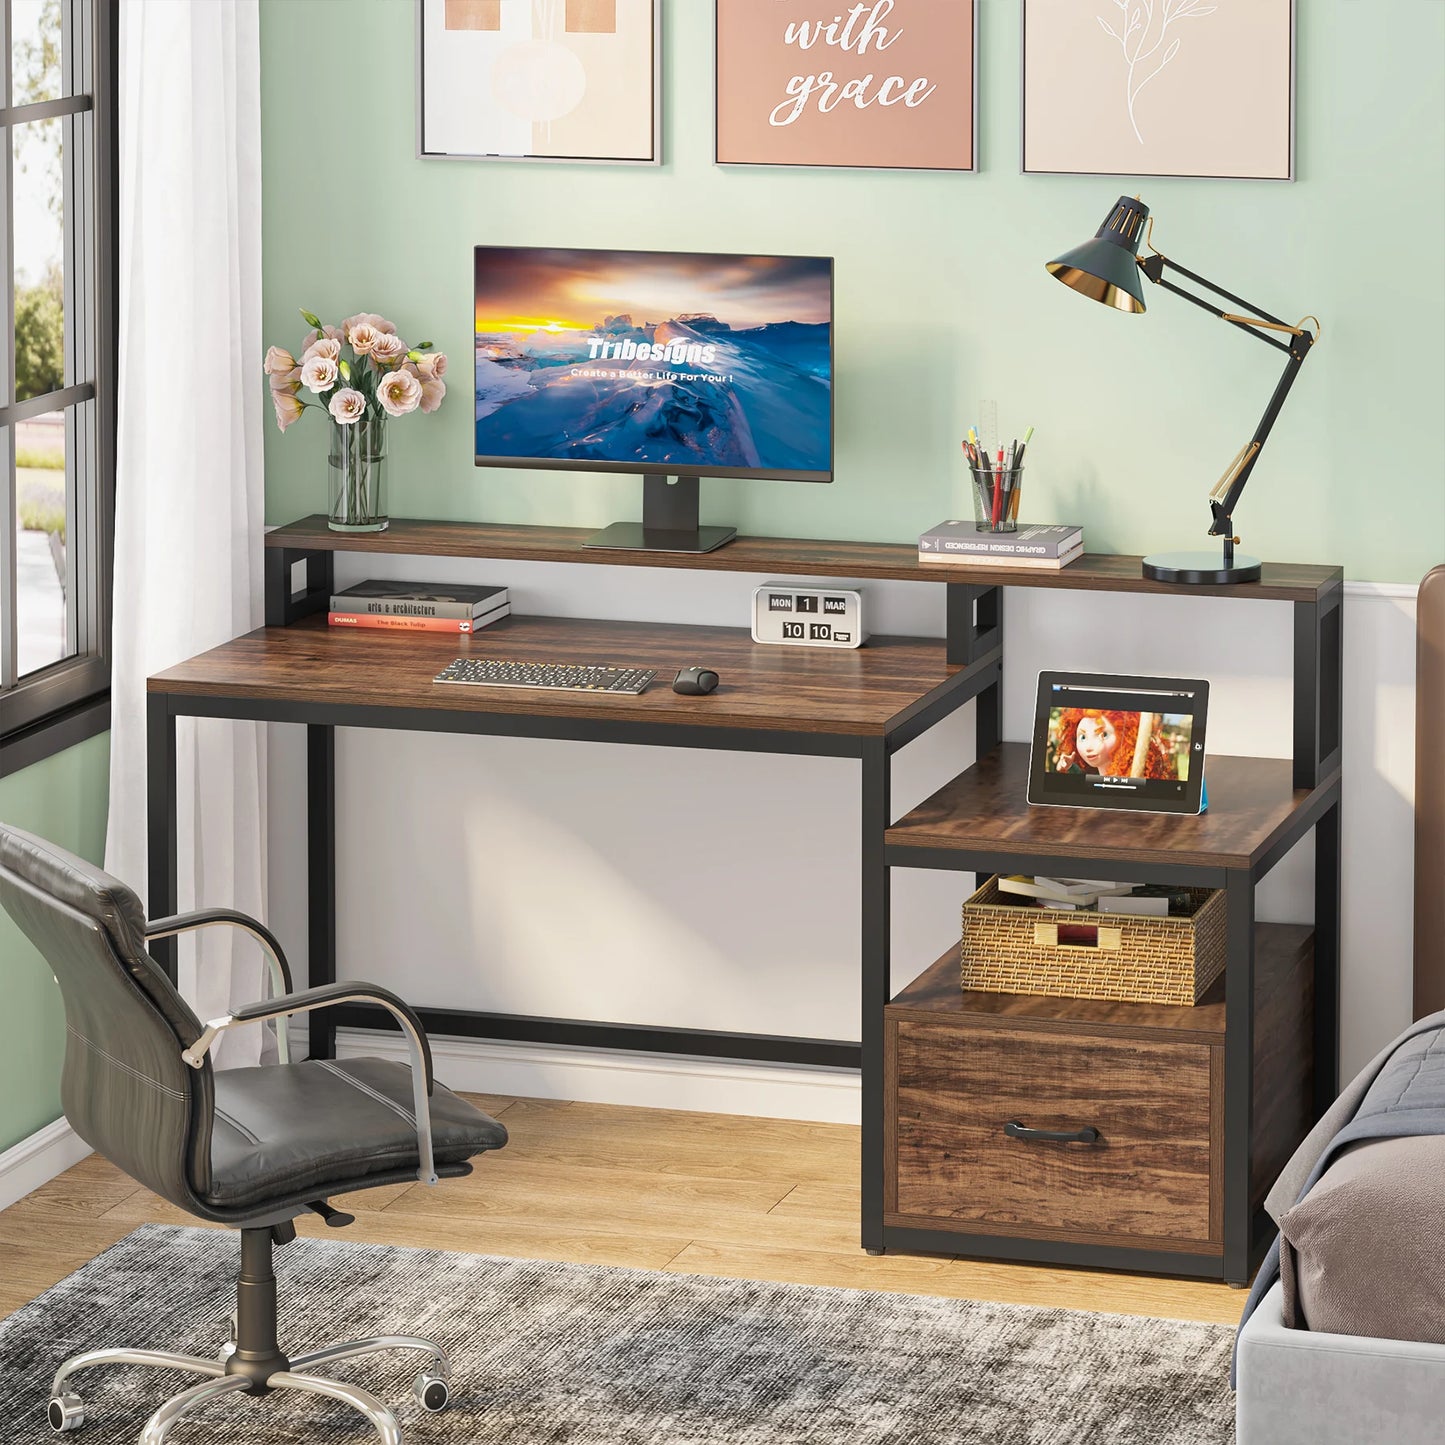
673, 666, 719, 696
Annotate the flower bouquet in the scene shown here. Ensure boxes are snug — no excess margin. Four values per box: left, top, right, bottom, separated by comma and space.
265, 309, 448, 532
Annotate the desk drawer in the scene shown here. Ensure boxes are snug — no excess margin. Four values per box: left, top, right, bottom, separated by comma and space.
886, 1018, 1219, 1247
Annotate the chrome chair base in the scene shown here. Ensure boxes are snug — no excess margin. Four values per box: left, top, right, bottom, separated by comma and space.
47, 1335, 452, 1442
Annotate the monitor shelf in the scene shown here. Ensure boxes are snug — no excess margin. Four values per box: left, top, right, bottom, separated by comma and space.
265, 516, 1341, 602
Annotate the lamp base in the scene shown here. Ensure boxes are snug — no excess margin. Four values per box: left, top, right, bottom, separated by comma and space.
1142, 549, 1263, 585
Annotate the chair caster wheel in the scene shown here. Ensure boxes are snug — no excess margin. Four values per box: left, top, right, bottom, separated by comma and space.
47, 1394, 84, 1432
218, 1312, 238, 1362
217, 1341, 237, 1363
414, 1371, 450, 1412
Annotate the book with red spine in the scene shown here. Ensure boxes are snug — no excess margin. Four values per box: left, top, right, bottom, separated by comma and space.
328, 602, 510, 634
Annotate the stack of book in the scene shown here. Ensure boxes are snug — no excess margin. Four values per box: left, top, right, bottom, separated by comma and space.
997, 875, 1193, 916
997, 875, 1136, 911
328, 579, 510, 634
918, 521, 1083, 570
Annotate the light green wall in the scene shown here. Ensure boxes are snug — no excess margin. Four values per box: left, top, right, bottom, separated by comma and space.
0, 733, 109, 1152
260, 1, 1445, 582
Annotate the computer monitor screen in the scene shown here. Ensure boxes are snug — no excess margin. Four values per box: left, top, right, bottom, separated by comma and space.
474, 246, 833, 481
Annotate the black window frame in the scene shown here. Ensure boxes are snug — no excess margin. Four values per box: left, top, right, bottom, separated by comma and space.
0, 0, 117, 778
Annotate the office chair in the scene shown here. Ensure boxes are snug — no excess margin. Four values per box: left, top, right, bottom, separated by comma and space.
0, 824, 508, 1443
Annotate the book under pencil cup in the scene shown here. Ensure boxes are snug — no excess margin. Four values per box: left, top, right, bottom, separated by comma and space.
969, 467, 1023, 534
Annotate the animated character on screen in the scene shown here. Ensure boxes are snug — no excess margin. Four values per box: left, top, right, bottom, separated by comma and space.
1052, 709, 1173, 779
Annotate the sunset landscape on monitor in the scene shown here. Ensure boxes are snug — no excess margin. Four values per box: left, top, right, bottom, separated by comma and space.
474, 247, 833, 478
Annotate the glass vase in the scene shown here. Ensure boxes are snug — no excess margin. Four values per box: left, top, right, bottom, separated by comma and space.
327, 411, 388, 532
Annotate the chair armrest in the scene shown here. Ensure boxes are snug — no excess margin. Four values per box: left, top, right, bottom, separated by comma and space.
146, 909, 295, 1064
182, 982, 439, 1186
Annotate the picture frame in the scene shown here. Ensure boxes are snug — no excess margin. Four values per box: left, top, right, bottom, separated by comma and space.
416, 0, 662, 165
1021, 0, 1295, 182
715, 0, 977, 173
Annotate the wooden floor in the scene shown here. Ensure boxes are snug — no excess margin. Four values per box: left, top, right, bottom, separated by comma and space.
0, 1096, 1244, 1327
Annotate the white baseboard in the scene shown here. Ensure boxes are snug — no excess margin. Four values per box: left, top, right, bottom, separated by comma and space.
332, 1029, 862, 1125
0, 1117, 91, 1212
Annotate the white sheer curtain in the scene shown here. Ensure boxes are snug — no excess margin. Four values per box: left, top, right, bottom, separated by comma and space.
106, 0, 269, 1066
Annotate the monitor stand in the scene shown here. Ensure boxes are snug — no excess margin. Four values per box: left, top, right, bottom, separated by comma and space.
585, 474, 737, 555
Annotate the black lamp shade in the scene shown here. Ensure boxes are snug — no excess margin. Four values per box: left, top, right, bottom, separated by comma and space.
1046, 196, 1150, 314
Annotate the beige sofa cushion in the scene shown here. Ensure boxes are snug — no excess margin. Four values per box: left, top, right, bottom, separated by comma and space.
1279, 1134, 1445, 1342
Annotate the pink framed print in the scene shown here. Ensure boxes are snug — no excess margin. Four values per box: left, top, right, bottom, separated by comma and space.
715, 1, 977, 172
1021, 0, 1296, 181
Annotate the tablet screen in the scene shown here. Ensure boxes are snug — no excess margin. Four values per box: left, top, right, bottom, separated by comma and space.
1028, 674, 1209, 814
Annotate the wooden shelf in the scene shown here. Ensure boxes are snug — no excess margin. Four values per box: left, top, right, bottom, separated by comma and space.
885, 742, 1336, 873
265, 516, 1342, 602
890, 943, 1227, 1041
888, 926, 1316, 1042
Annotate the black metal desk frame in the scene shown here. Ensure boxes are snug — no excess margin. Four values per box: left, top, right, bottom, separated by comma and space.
147, 538, 1340, 1285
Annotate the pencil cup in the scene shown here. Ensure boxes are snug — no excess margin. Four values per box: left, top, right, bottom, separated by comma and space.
970, 467, 1023, 533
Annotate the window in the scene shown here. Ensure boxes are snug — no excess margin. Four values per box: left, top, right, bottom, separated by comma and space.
0, 0, 116, 775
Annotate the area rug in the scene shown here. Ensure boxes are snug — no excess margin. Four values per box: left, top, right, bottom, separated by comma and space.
0, 1225, 1234, 1443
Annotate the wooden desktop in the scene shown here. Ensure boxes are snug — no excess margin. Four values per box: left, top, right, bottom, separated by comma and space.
147, 516, 1342, 1284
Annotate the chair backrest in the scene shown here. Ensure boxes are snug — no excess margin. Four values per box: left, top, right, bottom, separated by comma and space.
0, 824, 213, 1212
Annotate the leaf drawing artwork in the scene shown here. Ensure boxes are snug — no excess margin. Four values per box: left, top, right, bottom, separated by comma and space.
1096, 0, 1218, 144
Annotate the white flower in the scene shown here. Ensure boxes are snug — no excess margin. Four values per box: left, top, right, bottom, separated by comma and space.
347, 323, 381, 357
342, 311, 396, 338
370, 333, 408, 365
300, 355, 339, 394
263, 345, 296, 375
418, 376, 446, 413
414, 350, 448, 380
269, 366, 301, 393
377, 368, 423, 417
272, 389, 304, 432
302, 336, 342, 364
328, 388, 367, 424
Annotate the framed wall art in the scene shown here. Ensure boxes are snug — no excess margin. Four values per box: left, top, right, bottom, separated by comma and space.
417, 0, 661, 164
715, 0, 977, 172
1021, 0, 1295, 181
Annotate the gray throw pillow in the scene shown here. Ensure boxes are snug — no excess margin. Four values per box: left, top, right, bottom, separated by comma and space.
1279, 1134, 1445, 1342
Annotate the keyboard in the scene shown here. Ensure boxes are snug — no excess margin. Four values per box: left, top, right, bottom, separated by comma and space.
433, 657, 657, 695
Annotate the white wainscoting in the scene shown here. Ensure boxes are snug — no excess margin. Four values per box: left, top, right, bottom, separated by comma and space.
265, 555, 1418, 1122
0, 1118, 90, 1212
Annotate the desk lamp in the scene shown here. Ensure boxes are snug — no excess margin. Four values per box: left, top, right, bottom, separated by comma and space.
1047, 196, 1320, 585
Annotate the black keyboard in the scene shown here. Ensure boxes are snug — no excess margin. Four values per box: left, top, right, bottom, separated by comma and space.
433, 658, 656, 695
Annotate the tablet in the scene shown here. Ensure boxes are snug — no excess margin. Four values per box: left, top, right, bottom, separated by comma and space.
1028, 672, 1210, 815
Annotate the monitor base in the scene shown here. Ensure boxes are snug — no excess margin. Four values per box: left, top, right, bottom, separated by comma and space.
585, 522, 738, 554
1142, 549, 1262, 585
583, 474, 737, 555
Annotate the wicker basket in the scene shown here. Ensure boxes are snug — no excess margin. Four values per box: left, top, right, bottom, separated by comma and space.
959, 876, 1227, 1006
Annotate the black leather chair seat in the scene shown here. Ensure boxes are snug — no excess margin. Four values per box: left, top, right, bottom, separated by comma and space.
208, 1057, 507, 1209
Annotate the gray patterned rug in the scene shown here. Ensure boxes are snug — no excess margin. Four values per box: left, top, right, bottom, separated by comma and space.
0, 1225, 1234, 1443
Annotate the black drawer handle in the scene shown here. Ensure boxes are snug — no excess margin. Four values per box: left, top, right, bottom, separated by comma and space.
1004, 1120, 1100, 1145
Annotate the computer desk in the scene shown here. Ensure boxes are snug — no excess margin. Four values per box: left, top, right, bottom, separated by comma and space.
145, 517, 1340, 1263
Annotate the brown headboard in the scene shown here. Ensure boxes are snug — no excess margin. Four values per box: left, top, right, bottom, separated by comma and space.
1417, 565, 1445, 1017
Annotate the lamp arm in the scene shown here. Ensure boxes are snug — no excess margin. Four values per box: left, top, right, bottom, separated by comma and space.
1138, 250, 1319, 540
1207, 344, 1310, 537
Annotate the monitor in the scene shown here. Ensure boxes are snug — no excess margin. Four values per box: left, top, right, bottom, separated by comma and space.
474, 245, 834, 553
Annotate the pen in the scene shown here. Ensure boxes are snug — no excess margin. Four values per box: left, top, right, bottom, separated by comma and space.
969, 429, 994, 528
1000, 440, 1017, 522
1010, 427, 1034, 521
962, 440, 990, 517
991, 446, 1005, 526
